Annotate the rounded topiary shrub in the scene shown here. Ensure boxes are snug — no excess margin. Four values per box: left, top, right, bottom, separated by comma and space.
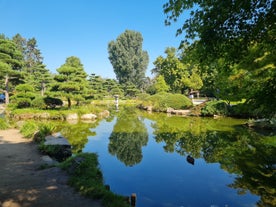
143, 93, 193, 111
201, 100, 229, 116
32, 96, 46, 109
16, 98, 32, 108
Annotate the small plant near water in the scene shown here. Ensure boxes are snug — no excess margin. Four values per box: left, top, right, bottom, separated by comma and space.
20, 120, 38, 138
0, 118, 9, 130
20, 121, 57, 141
60, 153, 130, 207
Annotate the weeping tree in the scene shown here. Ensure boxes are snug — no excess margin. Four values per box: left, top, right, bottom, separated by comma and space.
108, 30, 149, 89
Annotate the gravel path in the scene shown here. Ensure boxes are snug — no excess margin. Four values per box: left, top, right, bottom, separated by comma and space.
0, 129, 103, 207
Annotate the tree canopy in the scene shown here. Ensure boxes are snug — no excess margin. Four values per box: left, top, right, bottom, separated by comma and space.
52, 56, 89, 108
108, 30, 149, 88
163, 0, 276, 117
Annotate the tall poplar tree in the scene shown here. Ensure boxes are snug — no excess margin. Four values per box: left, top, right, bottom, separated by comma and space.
108, 30, 149, 88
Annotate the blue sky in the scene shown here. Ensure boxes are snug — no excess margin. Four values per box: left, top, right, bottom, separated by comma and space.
0, 0, 186, 79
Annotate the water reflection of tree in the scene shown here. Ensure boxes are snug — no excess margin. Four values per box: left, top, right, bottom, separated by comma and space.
108, 107, 148, 166
59, 122, 97, 153
152, 116, 206, 158
151, 116, 276, 206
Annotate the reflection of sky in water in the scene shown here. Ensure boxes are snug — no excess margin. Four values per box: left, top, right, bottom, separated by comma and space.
83, 118, 259, 207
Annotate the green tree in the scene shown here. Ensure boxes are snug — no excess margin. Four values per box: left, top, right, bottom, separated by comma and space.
52, 56, 89, 108
12, 83, 36, 108
163, 0, 276, 116
0, 37, 24, 103
12, 34, 52, 96
108, 30, 149, 88
108, 107, 148, 166
153, 47, 203, 94
153, 75, 170, 93
163, 0, 274, 62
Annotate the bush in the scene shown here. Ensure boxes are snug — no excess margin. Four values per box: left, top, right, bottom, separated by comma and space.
20, 120, 38, 138
201, 100, 230, 116
32, 96, 46, 109
44, 97, 63, 109
0, 118, 9, 130
33, 122, 57, 143
16, 98, 32, 108
140, 93, 193, 111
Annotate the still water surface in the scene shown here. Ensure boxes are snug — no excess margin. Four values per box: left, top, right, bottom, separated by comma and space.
62, 108, 275, 207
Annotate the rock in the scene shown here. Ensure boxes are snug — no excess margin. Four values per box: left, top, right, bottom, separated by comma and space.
41, 155, 58, 165
98, 110, 110, 118
39, 112, 50, 119
66, 113, 78, 120
80, 113, 97, 120
44, 135, 71, 146
43, 135, 72, 162
166, 107, 174, 113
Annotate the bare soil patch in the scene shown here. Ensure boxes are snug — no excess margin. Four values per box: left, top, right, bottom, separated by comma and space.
0, 129, 103, 207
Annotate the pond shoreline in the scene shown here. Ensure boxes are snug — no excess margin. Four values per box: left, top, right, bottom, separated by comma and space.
0, 128, 103, 207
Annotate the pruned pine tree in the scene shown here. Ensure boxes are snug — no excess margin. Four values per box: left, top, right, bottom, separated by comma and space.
53, 56, 89, 108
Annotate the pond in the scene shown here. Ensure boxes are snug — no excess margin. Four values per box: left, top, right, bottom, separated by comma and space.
59, 107, 276, 207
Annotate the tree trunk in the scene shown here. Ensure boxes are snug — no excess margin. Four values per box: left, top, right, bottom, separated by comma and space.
67, 97, 71, 108
41, 81, 46, 96
4, 75, 9, 104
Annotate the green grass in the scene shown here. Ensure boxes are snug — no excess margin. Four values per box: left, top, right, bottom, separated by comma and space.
60, 153, 130, 207
0, 118, 9, 130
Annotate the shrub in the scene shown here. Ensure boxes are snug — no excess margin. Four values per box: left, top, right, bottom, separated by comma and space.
33, 122, 57, 143
44, 97, 63, 109
0, 118, 9, 130
16, 98, 32, 108
140, 93, 193, 111
20, 120, 38, 138
201, 100, 230, 116
32, 96, 46, 109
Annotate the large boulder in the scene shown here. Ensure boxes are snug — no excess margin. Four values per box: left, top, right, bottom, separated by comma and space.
66, 113, 78, 121
80, 113, 97, 120
41, 135, 72, 162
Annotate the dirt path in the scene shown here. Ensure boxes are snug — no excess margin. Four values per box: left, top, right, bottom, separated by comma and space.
0, 129, 103, 207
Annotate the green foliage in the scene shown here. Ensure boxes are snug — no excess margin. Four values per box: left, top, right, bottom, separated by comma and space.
142, 92, 192, 111
108, 30, 149, 88
53, 56, 89, 108
31, 96, 46, 109
34, 122, 57, 143
60, 153, 130, 207
0, 118, 9, 129
20, 120, 38, 138
153, 47, 203, 94
18, 120, 56, 142
153, 75, 170, 93
108, 107, 148, 166
43, 96, 63, 109
163, 0, 274, 61
163, 0, 275, 117
15, 97, 32, 108
201, 100, 230, 116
